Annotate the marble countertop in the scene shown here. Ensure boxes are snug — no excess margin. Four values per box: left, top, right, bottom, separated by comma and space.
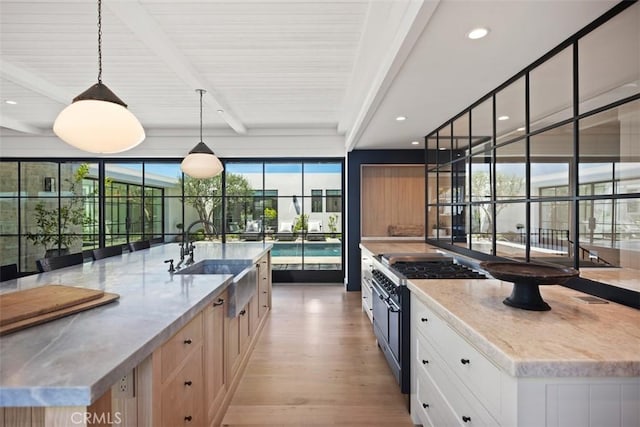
360, 241, 640, 378
0, 242, 271, 407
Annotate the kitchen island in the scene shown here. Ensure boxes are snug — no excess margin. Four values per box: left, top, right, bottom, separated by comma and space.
360, 241, 640, 427
0, 242, 272, 426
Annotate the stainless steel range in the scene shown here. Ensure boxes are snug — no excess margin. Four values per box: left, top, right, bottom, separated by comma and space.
370, 252, 486, 396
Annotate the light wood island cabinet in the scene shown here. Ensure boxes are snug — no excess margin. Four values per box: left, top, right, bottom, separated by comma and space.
121, 253, 273, 427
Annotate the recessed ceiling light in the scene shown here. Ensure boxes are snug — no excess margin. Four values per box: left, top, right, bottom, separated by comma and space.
439, 147, 448, 151
5, 100, 17, 105
411, 141, 420, 145
396, 116, 407, 121
467, 27, 489, 40
498, 115, 510, 121
517, 127, 526, 131
217, 109, 224, 114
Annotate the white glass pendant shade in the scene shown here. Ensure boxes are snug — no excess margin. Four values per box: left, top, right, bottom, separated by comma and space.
54, 81, 145, 153
181, 142, 224, 178
54, 99, 145, 153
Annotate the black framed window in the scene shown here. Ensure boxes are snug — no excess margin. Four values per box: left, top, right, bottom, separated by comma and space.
311, 190, 322, 212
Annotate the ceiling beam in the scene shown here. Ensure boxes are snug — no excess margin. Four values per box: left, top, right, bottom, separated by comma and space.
0, 114, 47, 135
0, 59, 71, 105
107, 0, 247, 134
344, 0, 439, 151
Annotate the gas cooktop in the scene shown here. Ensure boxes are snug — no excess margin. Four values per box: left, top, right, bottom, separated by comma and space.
378, 253, 486, 280
390, 259, 487, 279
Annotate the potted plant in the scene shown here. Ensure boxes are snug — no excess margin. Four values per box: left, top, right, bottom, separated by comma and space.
27, 164, 90, 257
327, 214, 338, 238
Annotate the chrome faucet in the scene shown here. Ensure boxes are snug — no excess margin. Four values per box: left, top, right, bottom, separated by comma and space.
183, 219, 217, 266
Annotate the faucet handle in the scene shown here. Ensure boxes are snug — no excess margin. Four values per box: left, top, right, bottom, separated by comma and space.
164, 259, 175, 273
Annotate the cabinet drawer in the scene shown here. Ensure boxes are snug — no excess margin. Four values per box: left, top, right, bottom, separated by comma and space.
416, 367, 461, 427
161, 347, 204, 426
416, 331, 500, 427
413, 298, 501, 416
161, 313, 203, 382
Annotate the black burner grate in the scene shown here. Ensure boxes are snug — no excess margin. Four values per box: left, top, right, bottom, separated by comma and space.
391, 260, 486, 279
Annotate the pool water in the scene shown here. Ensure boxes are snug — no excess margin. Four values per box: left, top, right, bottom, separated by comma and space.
272, 243, 341, 257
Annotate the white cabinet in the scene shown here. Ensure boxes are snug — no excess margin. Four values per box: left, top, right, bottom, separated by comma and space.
410, 293, 640, 427
360, 248, 374, 323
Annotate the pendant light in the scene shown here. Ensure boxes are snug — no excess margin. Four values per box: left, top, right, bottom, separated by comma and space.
180, 89, 224, 179
53, 0, 145, 153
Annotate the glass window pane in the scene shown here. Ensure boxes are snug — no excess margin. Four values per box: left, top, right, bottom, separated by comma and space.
0, 162, 18, 194
265, 162, 302, 197
496, 202, 527, 260
470, 151, 492, 203
531, 201, 573, 265
496, 140, 526, 200
435, 204, 452, 242
579, 2, 640, 114
530, 123, 573, 198
451, 204, 467, 247
453, 112, 469, 154
0, 198, 18, 235
471, 98, 493, 154
21, 162, 58, 197
438, 125, 452, 164
496, 77, 525, 144
530, 47, 573, 131
470, 203, 493, 255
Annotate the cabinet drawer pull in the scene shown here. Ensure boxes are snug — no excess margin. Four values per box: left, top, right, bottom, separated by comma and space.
184, 415, 192, 422
262, 291, 268, 294
422, 403, 429, 408
460, 358, 470, 365
183, 339, 192, 345
421, 317, 428, 322
422, 359, 429, 365
213, 298, 224, 306
462, 415, 471, 423
184, 380, 192, 386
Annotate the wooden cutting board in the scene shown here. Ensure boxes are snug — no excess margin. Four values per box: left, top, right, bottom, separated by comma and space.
0, 285, 105, 326
0, 290, 120, 336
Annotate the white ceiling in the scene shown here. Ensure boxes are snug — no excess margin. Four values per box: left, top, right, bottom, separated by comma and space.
0, 0, 620, 158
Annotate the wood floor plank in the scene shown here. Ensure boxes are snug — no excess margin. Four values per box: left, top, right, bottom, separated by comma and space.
221, 285, 414, 426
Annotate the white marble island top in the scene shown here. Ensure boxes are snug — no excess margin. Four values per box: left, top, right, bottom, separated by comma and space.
0, 242, 271, 407
360, 241, 640, 378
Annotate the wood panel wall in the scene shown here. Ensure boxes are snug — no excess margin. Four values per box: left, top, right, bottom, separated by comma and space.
361, 165, 425, 237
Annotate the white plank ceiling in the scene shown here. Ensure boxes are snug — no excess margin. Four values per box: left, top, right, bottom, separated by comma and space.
0, 0, 621, 157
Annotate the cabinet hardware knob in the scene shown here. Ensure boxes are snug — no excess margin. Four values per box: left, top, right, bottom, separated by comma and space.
239, 309, 246, 316
262, 290, 268, 294
369, 308, 373, 311
421, 317, 428, 322
183, 339, 192, 345
213, 298, 224, 306
184, 415, 192, 422
184, 380, 192, 386
263, 305, 268, 308
422, 359, 429, 365
363, 296, 367, 299
462, 415, 471, 423
422, 403, 429, 408
460, 358, 470, 365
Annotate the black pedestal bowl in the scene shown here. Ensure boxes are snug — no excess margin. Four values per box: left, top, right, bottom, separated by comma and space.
479, 261, 579, 311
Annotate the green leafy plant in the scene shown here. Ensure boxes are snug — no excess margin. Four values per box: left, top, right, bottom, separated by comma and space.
327, 214, 338, 233
293, 214, 309, 233
27, 164, 90, 256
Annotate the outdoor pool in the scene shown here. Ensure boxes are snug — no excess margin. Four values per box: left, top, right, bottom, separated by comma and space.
271, 242, 342, 257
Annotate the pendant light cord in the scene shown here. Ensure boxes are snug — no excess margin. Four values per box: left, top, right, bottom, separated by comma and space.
97, 0, 103, 83
198, 89, 205, 142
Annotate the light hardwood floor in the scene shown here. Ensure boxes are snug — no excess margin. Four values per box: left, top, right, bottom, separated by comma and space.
221, 284, 415, 426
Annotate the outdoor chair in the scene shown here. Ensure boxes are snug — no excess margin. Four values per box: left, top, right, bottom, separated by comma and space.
240, 220, 263, 241
275, 222, 296, 241
306, 220, 326, 241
